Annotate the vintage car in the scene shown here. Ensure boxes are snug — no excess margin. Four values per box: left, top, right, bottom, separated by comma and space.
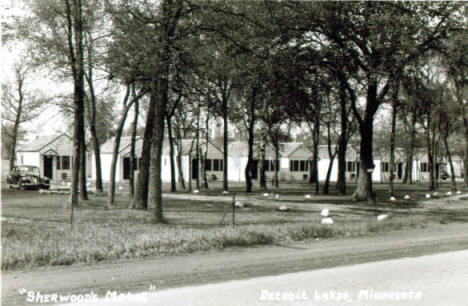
6, 165, 50, 190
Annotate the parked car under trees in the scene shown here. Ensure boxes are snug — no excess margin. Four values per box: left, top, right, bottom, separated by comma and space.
6, 165, 50, 190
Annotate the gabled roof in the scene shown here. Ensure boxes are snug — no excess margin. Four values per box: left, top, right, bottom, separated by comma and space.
227, 141, 302, 159
18, 134, 73, 153
101, 136, 143, 154
288, 144, 359, 161
179, 139, 224, 156
376, 147, 407, 162
107, 136, 224, 158
228, 141, 250, 157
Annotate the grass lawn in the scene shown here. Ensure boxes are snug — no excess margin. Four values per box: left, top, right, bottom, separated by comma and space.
2, 181, 468, 271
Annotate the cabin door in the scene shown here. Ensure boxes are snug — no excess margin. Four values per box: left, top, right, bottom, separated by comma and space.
44, 156, 53, 179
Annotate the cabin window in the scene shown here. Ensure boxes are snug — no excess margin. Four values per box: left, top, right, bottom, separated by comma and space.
206, 159, 223, 171
290, 160, 309, 172
347, 161, 356, 172
290, 160, 299, 172
213, 159, 224, 171
205, 159, 212, 171
57, 156, 70, 170
420, 162, 429, 172
265, 160, 277, 172
300, 160, 308, 172
381, 162, 389, 173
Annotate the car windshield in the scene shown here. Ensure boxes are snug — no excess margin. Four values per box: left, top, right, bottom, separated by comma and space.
18, 166, 40, 174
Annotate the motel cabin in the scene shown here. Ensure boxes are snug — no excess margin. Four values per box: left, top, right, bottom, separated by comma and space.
15, 133, 91, 181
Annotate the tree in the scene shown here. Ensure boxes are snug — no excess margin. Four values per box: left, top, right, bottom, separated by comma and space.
64, 0, 87, 205
301, 2, 464, 201
444, 22, 468, 186
1, 63, 47, 170
82, 0, 112, 193
25, 0, 108, 204
128, 98, 139, 197
108, 83, 147, 207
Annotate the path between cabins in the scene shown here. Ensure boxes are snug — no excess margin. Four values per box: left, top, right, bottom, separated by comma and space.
163, 192, 468, 213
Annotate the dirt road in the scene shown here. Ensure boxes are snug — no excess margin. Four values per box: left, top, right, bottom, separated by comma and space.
64, 250, 468, 306
3, 223, 468, 306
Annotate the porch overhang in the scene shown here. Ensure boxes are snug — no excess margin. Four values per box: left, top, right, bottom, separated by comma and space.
42, 148, 58, 156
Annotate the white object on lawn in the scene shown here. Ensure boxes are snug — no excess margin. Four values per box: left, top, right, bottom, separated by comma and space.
457, 191, 462, 194
275, 194, 279, 199
389, 196, 396, 201
404, 195, 410, 200
118, 186, 123, 190
425, 194, 431, 199
277, 205, 288, 211
263, 193, 269, 197
235, 201, 244, 208
321, 217, 334, 225
432, 192, 439, 196
222, 191, 229, 195
305, 194, 311, 199
193, 189, 199, 193
67, 182, 71, 187
320, 208, 329, 217
377, 214, 389, 221
446, 191, 452, 196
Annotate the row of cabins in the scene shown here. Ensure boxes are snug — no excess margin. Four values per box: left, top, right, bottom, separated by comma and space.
14, 133, 464, 184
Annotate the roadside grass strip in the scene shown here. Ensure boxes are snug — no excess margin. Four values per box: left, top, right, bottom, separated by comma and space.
2, 216, 428, 271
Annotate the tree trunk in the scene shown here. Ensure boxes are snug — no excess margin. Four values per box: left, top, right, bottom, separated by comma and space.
79, 131, 88, 200
129, 100, 139, 198
166, 115, 177, 192
402, 109, 416, 184
174, 125, 186, 190
66, 0, 86, 208
309, 120, 320, 195
195, 103, 200, 190
90, 125, 103, 192
108, 86, 133, 207
150, 87, 166, 223
426, 113, 436, 191
245, 87, 256, 193
223, 94, 229, 191
353, 119, 376, 202
188, 139, 195, 192
131, 94, 155, 210
444, 137, 457, 192
336, 80, 348, 195
323, 122, 337, 195
323, 155, 336, 195
84, 63, 103, 193
9, 109, 22, 170
203, 112, 210, 189
465, 142, 468, 187
259, 139, 266, 189
388, 90, 398, 196
274, 130, 279, 188
352, 81, 383, 202
336, 140, 347, 195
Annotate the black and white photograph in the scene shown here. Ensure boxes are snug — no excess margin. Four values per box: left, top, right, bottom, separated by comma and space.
1, 1, 468, 305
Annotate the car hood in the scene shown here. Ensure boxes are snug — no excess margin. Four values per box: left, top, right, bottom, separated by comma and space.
20, 172, 40, 177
